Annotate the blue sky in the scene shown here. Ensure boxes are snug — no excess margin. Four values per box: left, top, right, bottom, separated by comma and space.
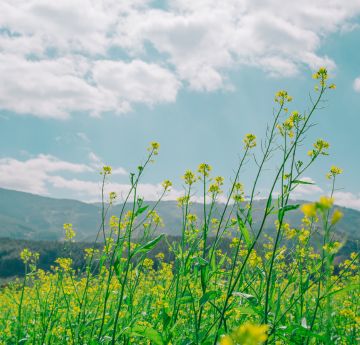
0, 1, 359, 209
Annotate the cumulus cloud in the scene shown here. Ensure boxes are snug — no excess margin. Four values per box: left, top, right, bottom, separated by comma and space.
291, 177, 323, 199
353, 77, 360, 92
0, 55, 180, 119
0, 0, 359, 118
47, 175, 183, 202
333, 191, 360, 210
0, 153, 184, 202
0, 154, 91, 194
0, 154, 127, 195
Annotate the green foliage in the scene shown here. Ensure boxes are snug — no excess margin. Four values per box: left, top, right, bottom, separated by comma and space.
0, 69, 359, 345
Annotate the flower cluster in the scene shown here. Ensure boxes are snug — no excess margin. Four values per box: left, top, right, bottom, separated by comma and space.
182, 170, 197, 185
148, 141, 160, 155
243, 133, 257, 149
198, 163, 212, 178
274, 90, 293, 105
63, 223, 76, 241
307, 139, 330, 157
220, 323, 269, 345
326, 165, 343, 179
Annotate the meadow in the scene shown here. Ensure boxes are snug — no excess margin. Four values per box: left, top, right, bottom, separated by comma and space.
0, 68, 358, 344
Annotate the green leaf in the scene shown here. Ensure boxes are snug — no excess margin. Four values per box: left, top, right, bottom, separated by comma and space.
135, 205, 149, 217
210, 250, 217, 271
237, 213, 252, 247
130, 325, 164, 345
200, 290, 221, 306
178, 292, 194, 304
162, 309, 171, 330
246, 207, 253, 226
291, 179, 314, 185
266, 194, 273, 212
278, 204, 300, 220
132, 234, 164, 257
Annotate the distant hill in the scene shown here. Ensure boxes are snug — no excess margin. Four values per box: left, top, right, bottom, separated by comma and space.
0, 187, 359, 241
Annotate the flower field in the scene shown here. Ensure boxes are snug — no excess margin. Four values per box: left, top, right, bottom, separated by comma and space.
0, 69, 358, 344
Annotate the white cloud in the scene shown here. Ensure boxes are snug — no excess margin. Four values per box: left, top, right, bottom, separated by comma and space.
47, 175, 183, 202
0, 0, 359, 118
291, 177, 323, 199
0, 154, 91, 194
0, 55, 180, 119
353, 77, 360, 92
1, 155, 360, 209
0, 154, 127, 194
92, 60, 180, 105
333, 191, 360, 210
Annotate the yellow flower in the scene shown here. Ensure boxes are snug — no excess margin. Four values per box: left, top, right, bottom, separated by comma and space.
177, 195, 190, 207
162, 179, 172, 190
186, 213, 197, 223
148, 210, 164, 227
220, 335, 234, 345
312, 67, 328, 87
182, 170, 197, 185
323, 241, 342, 254
198, 163, 212, 177
84, 248, 99, 260
313, 139, 330, 155
215, 176, 225, 185
109, 191, 117, 203
148, 141, 160, 155
331, 209, 343, 225
243, 133, 257, 149
20, 248, 39, 264
63, 223, 76, 241
224, 323, 269, 345
209, 183, 221, 195
275, 90, 293, 105
301, 203, 317, 218
143, 258, 154, 270
327, 165, 343, 179
55, 258, 73, 271
101, 165, 112, 175
318, 196, 334, 209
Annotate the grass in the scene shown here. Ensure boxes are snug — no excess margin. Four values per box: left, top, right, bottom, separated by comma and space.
0, 68, 359, 345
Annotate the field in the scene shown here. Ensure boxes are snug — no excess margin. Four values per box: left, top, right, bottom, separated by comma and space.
0, 69, 359, 344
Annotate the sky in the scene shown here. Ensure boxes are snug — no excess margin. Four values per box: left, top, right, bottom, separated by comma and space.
0, 0, 360, 209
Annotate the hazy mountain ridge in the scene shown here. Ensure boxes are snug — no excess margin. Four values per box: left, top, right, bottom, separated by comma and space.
0, 187, 359, 241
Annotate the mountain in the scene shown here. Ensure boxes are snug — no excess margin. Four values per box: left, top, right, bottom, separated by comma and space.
0, 187, 359, 241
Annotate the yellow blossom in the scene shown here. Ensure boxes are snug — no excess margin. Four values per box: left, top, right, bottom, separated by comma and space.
326, 165, 343, 179
243, 133, 257, 149
182, 170, 197, 185
223, 323, 269, 345
101, 165, 112, 175
63, 223, 76, 241
318, 196, 334, 209
55, 258, 73, 271
162, 179, 172, 190
301, 203, 317, 218
331, 209, 343, 225
198, 163, 212, 177
148, 141, 160, 155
